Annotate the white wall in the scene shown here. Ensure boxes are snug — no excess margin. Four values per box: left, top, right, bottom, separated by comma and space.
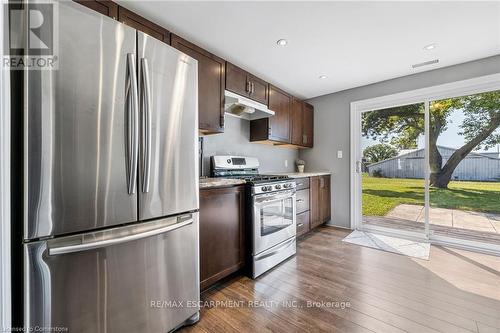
0, 0, 11, 328
300, 55, 500, 228
201, 115, 298, 176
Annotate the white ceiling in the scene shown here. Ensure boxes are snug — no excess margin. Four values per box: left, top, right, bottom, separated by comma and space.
118, 1, 500, 99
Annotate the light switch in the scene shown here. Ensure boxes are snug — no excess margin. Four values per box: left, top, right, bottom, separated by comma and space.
337, 150, 343, 159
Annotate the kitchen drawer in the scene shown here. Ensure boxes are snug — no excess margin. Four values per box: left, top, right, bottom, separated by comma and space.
294, 177, 310, 190
296, 211, 310, 236
296, 189, 310, 214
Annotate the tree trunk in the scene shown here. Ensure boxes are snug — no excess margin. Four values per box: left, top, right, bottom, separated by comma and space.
430, 115, 500, 189
428, 121, 444, 187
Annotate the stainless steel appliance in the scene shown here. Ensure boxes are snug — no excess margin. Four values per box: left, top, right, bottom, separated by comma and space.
211, 156, 296, 278
21, 2, 199, 332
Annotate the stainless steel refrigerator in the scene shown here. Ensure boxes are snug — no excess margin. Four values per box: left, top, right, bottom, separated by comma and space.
22, 2, 200, 332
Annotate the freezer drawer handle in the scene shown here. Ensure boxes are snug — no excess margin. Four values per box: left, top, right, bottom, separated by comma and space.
48, 216, 193, 256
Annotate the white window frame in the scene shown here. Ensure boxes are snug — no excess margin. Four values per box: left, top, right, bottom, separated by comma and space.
350, 73, 500, 255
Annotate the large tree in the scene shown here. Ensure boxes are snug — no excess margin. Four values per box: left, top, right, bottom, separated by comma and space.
363, 143, 398, 163
362, 91, 500, 188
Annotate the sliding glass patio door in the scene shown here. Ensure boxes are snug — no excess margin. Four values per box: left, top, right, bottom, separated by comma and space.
353, 84, 500, 251
360, 102, 428, 238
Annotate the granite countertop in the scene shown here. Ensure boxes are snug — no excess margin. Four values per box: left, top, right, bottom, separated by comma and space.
199, 177, 246, 189
266, 171, 332, 178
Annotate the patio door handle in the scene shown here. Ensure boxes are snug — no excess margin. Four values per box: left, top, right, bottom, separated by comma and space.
356, 161, 362, 173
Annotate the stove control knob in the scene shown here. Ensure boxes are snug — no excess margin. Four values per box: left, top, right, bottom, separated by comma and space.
283, 183, 290, 188
275, 184, 282, 190
266, 186, 273, 191
261, 186, 268, 191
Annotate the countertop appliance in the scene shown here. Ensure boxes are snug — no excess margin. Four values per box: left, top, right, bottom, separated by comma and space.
211, 155, 297, 278
19, 2, 199, 332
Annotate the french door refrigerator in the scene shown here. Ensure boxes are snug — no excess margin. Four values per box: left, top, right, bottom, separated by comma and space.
21, 1, 199, 332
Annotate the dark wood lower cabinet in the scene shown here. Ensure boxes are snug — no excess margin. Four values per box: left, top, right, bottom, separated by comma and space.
199, 186, 245, 290
309, 175, 331, 229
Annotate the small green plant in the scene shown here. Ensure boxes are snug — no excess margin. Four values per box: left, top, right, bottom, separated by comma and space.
372, 169, 384, 178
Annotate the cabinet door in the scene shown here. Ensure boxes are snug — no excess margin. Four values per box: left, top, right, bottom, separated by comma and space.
199, 186, 245, 290
268, 85, 291, 143
118, 6, 170, 43
171, 35, 225, 133
74, 0, 118, 18
309, 176, 320, 228
319, 175, 331, 223
296, 211, 310, 237
226, 62, 250, 97
248, 74, 268, 105
291, 98, 303, 145
303, 102, 314, 147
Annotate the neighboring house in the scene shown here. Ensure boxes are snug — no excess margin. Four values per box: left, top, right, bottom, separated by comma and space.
366, 146, 500, 181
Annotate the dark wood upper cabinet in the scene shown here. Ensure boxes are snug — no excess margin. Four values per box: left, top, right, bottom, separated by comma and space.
290, 98, 314, 148
118, 6, 170, 44
226, 62, 268, 105
303, 102, 314, 148
291, 98, 303, 146
74, 0, 118, 18
268, 85, 291, 142
171, 34, 225, 134
247, 74, 268, 105
226, 62, 249, 97
199, 186, 245, 290
250, 85, 291, 144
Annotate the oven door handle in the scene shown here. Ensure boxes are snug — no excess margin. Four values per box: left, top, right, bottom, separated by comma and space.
254, 191, 295, 205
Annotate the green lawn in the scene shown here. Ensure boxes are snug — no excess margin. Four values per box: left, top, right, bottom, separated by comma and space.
362, 173, 500, 216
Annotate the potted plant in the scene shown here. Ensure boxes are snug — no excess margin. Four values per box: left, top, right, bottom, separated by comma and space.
296, 159, 305, 173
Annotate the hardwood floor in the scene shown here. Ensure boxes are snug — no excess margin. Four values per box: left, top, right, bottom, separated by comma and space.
181, 226, 500, 333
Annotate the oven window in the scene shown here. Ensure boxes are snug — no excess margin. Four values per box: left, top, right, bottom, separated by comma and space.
260, 197, 294, 236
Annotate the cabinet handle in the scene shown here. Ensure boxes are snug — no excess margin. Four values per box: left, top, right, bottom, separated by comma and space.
296, 199, 304, 203
251, 82, 255, 94
297, 223, 304, 227
302, 134, 307, 144
320, 178, 324, 188
246, 81, 251, 93
268, 127, 272, 136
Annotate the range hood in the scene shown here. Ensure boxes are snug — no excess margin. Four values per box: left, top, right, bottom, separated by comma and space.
224, 90, 275, 120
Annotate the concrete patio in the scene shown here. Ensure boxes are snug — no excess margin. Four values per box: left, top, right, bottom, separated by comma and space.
385, 204, 500, 234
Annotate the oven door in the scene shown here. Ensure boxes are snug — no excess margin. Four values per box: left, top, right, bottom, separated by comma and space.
252, 190, 296, 255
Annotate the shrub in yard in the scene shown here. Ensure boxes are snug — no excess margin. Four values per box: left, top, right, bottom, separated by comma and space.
372, 169, 384, 178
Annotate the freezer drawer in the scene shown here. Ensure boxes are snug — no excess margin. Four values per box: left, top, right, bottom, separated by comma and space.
24, 213, 200, 333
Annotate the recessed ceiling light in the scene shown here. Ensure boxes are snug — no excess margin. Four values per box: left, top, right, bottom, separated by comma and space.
319, 75, 328, 79
423, 43, 437, 50
276, 39, 288, 46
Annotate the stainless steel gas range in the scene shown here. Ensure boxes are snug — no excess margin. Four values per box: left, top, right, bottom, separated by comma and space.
211, 156, 297, 278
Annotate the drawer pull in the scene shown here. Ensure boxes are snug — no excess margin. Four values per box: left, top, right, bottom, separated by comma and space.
296, 199, 304, 203
297, 223, 304, 227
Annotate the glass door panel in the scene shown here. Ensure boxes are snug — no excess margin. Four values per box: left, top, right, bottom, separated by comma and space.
361, 102, 427, 235
429, 91, 500, 244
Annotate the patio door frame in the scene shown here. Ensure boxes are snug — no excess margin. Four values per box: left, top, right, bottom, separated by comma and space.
350, 73, 500, 255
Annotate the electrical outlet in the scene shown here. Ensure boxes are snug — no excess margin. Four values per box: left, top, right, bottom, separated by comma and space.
285, 160, 288, 167
337, 150, 343, 159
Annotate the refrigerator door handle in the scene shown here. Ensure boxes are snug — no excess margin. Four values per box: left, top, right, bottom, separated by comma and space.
140, 58, 152, 193
126, 53, 139, 194
48, 214, 194, 256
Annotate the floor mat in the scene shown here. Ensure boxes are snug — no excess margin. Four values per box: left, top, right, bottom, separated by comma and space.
342, 230, 430, 260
